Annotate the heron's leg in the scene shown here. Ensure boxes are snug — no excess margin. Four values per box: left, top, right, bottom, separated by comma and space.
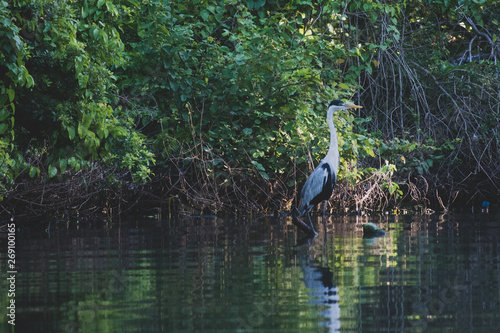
307, 214, 317, 235
323, 200, 327, 218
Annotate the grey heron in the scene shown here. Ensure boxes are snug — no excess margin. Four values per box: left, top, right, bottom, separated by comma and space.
297, 100, 363, 235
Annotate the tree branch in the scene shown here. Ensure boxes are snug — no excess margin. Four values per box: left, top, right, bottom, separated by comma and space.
463, 15, 500, 60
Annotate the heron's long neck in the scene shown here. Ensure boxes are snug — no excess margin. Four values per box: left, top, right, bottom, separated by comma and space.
325, 108, 339, 174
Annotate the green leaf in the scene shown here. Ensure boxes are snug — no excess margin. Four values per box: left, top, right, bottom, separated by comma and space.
29, 166, 38, 178
251, 160, 265, 171
25, 75, 34, 88
78, 74, 89, 88
48, 165, 58, 178
0, 109, 9, 121
169, 80, 179, 92
67, 126, 75, 140
284, 122, 294, 131
242, 128, 253, 135
0, 123, 7, 134
7, 89, 14, 102
234, 53, 249, 65
59, 159, 67, 173
255, 0, 266, 10
388, 182, 397, 195
363, 146, 375, 157
339, 82, 350, 90
68, 157, 77, 168
201, 10, 210, 21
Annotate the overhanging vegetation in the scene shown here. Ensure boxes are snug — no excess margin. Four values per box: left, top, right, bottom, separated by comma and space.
1, 0, 499, 220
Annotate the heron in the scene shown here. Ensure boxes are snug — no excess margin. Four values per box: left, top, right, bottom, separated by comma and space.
297, 100, 363, 235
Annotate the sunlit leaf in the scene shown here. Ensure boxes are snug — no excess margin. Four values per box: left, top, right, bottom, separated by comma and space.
339, 83, 349, 89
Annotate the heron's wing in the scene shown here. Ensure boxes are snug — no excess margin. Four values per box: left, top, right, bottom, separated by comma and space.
301, 163, 332, 203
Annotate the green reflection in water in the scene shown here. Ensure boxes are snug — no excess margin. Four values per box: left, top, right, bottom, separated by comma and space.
3, 214, 500, 332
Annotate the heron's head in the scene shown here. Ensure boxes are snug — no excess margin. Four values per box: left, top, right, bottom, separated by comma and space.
328, 100, 363, 110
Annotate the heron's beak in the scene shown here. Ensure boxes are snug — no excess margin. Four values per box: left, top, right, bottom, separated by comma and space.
344, 102, 363, 109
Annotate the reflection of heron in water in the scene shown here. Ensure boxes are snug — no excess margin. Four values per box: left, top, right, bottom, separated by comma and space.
300, 237, 341, 332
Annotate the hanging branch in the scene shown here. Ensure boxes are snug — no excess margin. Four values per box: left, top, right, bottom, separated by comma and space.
463, 15, 500, 61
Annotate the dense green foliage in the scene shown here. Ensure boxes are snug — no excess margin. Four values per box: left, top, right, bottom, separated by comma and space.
1, 0, 499, 216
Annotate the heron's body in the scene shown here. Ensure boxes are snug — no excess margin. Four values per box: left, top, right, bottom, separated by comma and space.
297, 100, 362, 235
299, 160, 336, 216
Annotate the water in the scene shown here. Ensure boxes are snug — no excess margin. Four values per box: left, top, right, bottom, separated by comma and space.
2, 213, 500, 332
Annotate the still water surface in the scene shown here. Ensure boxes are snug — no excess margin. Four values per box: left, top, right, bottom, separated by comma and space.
3, 213, 500, 332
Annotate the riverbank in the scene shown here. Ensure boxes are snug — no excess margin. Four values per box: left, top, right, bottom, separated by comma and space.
1, 164, 495, 224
